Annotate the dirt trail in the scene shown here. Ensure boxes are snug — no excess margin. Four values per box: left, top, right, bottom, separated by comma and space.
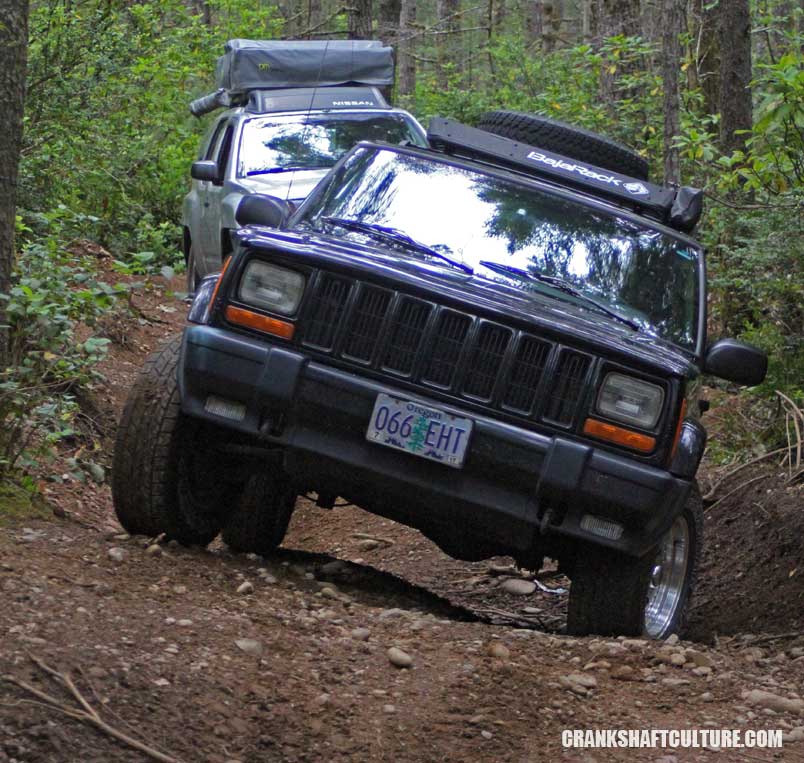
1, 279, 803, 763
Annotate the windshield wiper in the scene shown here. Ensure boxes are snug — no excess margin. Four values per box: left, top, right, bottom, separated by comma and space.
322, 216, 473, 274
478, 260, 642, 331
246, 166, 328, 176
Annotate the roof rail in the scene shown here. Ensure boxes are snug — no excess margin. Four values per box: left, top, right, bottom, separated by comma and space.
246, 86, 389, 114
427, 118, 702, 232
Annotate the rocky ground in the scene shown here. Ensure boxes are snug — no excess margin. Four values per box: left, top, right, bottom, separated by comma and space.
1, 277, 803, 763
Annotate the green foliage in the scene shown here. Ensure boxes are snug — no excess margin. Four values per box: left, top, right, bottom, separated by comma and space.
0, 206, 133, 477
414, 36, 664, 176
0, 482, 50, 527
21, 0, 283, 256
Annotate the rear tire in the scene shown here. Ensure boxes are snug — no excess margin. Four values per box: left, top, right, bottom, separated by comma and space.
477, 110, 650, 181
566, 485, 703, 638
112, 334, 232, 545
221, 472, 297, 554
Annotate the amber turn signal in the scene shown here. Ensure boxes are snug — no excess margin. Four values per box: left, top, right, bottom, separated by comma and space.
670, 400, 688, 461
583, 417, 656, 453
209, 256, 232, 310
225, 305, 295, 340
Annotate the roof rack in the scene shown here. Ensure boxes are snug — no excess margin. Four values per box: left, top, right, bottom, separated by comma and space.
246, 86, 389, 114
427, 118, 703, 233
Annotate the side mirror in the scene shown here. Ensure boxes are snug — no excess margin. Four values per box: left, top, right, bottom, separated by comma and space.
704, 338, 768, 386
235, 194, 291, 229
191, 160, 220, 183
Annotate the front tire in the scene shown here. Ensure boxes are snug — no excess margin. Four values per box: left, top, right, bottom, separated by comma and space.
567, 485, 703, 638
111, 335, 232, 545
221, 472, 297, 554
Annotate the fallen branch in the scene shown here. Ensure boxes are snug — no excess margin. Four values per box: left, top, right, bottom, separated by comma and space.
746, 631, 804, 647
702, 446, 789, 501
472, 605, 549, 629
2, 656, 184, 763
704, 474, 772, 513
777, 391, 803, 479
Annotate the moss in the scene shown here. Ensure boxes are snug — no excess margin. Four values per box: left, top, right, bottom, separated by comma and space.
0, 482, 50, 527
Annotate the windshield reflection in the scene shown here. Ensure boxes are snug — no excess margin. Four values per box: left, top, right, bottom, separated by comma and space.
301, 147, 700, 350
238, 114, 423, 176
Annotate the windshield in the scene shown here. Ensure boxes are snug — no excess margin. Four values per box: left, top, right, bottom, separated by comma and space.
237, 113, 424, 177
298, 147, 702, 351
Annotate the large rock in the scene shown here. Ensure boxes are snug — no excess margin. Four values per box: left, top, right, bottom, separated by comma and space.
501, 579, 537, 596
235, 639, 263, 657
742, 690, 804, 715
387, 647, 413, 669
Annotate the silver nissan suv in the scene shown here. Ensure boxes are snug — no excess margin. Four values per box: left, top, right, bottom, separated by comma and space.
181, 86, 426, 291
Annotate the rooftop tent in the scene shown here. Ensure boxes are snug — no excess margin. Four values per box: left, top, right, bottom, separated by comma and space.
190, 39, 395, 116
216, 39, 395, 92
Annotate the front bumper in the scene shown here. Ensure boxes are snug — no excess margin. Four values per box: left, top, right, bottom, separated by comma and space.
179, 326, 692, 558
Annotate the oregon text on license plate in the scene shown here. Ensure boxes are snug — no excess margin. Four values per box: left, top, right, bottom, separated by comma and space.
365, 393, 473, 468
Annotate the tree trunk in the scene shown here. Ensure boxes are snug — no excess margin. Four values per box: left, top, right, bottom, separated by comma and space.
718, 0, 752, 154
692, 0, 720, 117
598, 0, 639, 105
525, 0, 544, 46
306, 0, 322, 37
398, 0, 417, 96
599, 0, 639, 38
0, 0, 30, 369
348, 0, 373, 39
378, 0, 400, 41
662, 0, 683, 184
493, 0, 507, 34
580, 0, 592, 41
436, 0, 461, 88
543, 0, 561, 52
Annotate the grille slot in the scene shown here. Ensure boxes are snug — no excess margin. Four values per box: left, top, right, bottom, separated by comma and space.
302, 274, 350, 350
423, 310, 472, 388
503, 335, 551, 413
543, 350, 591, 426
342, 285, 392, 362
463, 323, 513, 400
382, 297, 431, 375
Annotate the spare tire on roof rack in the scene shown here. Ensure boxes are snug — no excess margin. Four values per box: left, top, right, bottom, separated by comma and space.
477, 110, 650, 182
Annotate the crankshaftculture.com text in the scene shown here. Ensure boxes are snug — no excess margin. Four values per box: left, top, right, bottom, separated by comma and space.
562, 728, 784, 749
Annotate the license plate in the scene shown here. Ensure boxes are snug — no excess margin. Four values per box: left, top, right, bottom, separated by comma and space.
366, 393, 473, 468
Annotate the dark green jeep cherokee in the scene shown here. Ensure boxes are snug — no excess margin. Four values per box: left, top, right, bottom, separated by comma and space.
112, 112, 767, 638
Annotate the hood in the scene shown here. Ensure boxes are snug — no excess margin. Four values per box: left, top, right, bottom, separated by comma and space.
240, 228, 700, 378
238, 169, 330, 201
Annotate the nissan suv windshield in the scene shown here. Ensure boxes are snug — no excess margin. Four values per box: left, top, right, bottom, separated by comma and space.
299, 146, 702, 351
238, 113, 425, 177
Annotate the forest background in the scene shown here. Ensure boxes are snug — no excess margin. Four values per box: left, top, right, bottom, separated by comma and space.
0, 0, 801, 482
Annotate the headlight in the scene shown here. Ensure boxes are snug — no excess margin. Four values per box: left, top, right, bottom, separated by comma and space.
238, 261, 305, 316
596, 373, 664, 429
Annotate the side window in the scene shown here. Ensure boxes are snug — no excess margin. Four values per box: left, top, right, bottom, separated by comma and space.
215, 124, 235, 180
202, 118, 227, 161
